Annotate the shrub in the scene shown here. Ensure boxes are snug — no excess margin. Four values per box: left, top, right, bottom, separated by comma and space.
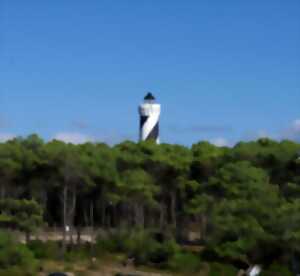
64, 244, 91, 262
209, 262, 238, 276
96, 230, 129, 253
261, 264, 293, 276
0, 267, 35, 276
149, 239, 180, 265
167, 252, 202, 273
96, 230, 181, 266
0, 231, 37, 273
123, 230, 161, 265
28, 240, 60, 259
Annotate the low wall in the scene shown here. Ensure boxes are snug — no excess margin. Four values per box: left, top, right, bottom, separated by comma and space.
14, 227, 104, 244
12, 227, 201, 244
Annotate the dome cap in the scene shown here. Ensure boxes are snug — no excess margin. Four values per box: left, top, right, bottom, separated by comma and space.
144, 92, 155, 101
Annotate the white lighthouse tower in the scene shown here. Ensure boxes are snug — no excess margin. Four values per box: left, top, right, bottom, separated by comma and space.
139, 92, 161, 144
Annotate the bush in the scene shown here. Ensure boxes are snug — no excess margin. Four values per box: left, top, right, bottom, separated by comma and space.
28, 240, 91, 262
261, 264, 293, 276
148, 239, 180, 265
96, 230, 181, 266
0, 231, 37, 273
28, 240, 60, 259
96, 230, 129, 253
167, 252, 202, 273
0, 267, 35, 276
123, 230, 161, 265
64, 244, 91, 262
209, 262, 238, 276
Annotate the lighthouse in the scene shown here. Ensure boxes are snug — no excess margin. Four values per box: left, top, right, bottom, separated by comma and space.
139, 92, 161, 144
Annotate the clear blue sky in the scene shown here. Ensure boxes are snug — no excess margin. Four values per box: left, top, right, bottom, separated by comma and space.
1, 0, 300, 146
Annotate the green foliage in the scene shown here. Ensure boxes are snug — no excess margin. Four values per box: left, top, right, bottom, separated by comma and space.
208, 262, 238, 276
28, 240, 60, 259
64, 245, 91, 262
0, 231, 37, 273
121, 169, 159, 207
2, 135, 300, 269
123, 230, 161, 265
167, 252, 202, 273
96, 230, 181, 266
0, 267, 35, 276
96, 231, 129, 253
189, 161, 283, 264
0, 198, 43, 234
261, 264, 293, 276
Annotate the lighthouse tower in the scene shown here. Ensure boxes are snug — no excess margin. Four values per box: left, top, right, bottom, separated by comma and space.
139, 92, 161, 144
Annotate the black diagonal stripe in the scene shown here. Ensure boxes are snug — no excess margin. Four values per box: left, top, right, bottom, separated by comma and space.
140, 116, 148, 128
146, 122, 159, 141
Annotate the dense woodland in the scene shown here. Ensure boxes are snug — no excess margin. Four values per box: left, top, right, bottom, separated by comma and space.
1, 134, 300, 273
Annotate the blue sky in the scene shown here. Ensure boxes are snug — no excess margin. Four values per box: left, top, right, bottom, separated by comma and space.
1, 0, 300, 146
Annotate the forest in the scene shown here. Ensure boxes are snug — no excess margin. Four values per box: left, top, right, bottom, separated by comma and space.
1, 134, 300, 275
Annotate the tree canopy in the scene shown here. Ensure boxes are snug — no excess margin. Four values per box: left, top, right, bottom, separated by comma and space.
1, 135, 300, 267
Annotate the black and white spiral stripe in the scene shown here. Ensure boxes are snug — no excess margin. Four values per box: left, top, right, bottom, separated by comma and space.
140, 115, 159, 142
139, 99, 161, 144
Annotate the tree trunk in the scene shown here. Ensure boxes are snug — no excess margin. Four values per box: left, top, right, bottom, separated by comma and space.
159, 203, 166, 230
84, 209, 89, 227
76, 227, 81, 245
119, 203, 128, 228
200, 214, 207, 242
134, 203, 144, 228
170, 192, 177, 230
101, 199, 106, 228
61, 185, 68, 256
138, 204, 144, 228
25, 232, 30, 244
69, 185, 77, 247
0, 183, 6, 199
90, 201, 95, 254
90, 201, 94, 239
